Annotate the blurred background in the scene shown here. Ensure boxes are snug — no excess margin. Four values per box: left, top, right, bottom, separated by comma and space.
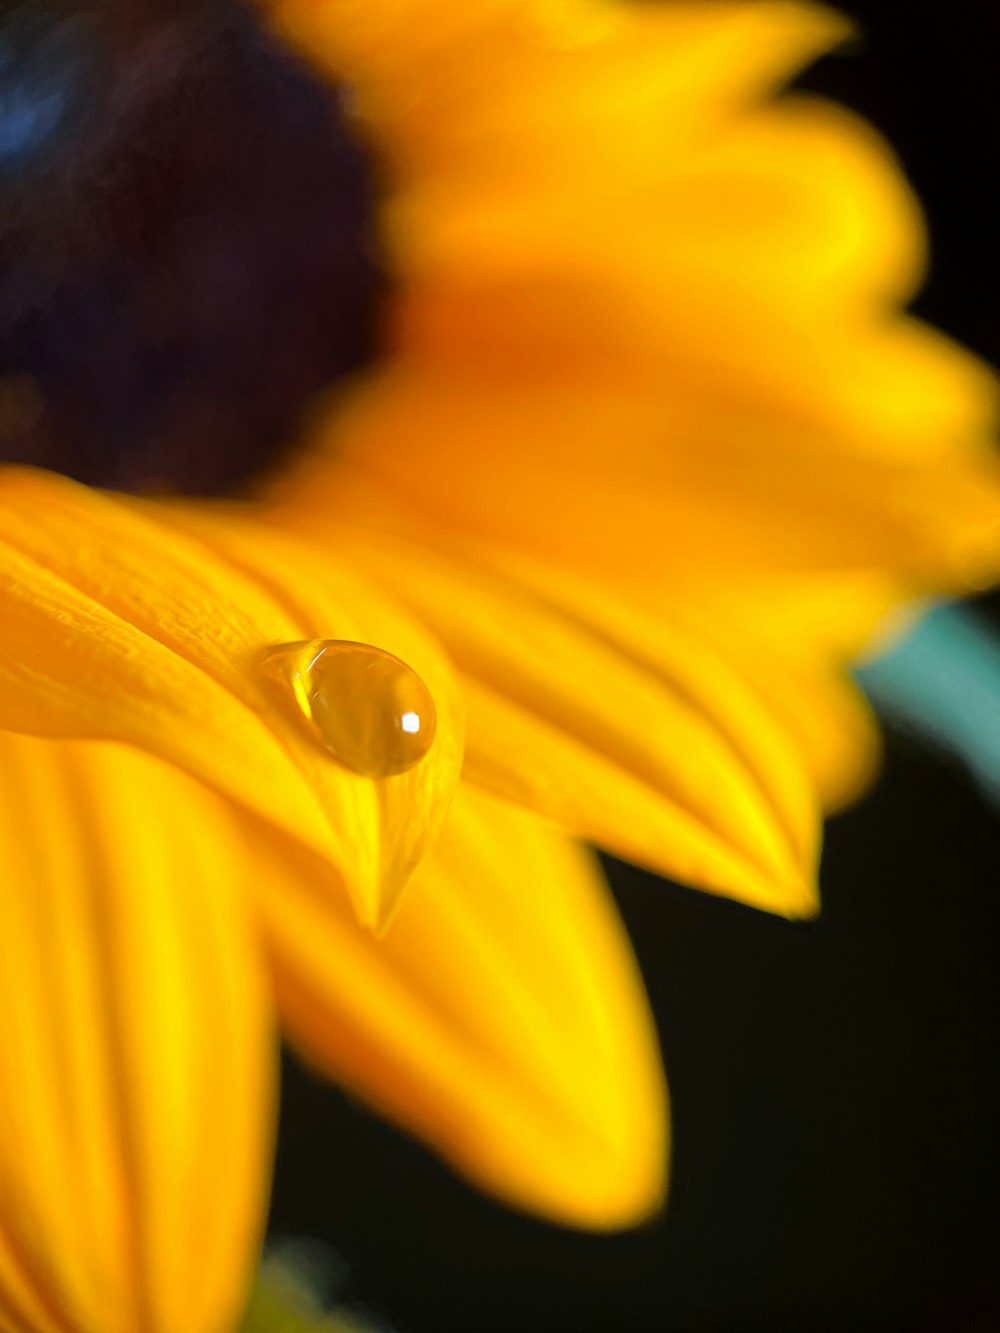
3, 2, 999, 1329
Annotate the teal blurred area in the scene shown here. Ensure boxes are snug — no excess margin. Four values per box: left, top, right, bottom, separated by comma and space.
858, 601, 1000, 804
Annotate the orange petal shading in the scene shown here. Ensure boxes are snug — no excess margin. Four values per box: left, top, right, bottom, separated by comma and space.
255, 784, 667, 1229
0, 734, 273, 1333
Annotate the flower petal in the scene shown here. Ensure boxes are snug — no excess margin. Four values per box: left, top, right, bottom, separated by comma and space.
0, 733, 272, 1333
277, 358, 1000, 597
329, 530, 819, 917
732, 659, 879, 813
665, 572, 898, 809
154, 500, 465, 931
262, 0, 1000, 602
268, 0, 847, 168
0, 468, 463, 928
255, 783, 667, 1229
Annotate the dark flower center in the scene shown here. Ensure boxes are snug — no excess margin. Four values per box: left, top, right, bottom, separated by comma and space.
0, 0, 384, 496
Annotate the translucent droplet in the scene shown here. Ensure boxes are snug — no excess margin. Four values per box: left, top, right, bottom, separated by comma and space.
262, 639, 437, 778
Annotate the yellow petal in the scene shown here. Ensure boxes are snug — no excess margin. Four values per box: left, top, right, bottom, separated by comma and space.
749, 660, 880, 812
328, 530, 819, 917
260, 0, 1000, 602
154, 499, 465, 931
255, 782, 666, 1229
664, 572, 897, 809
619, 96, 923, 312
390, 97, 922, 338
268, 0, 847, 174
0, 468, 463, 928
0, 734, 272, 1333
270, 353, 1000, 601
499, 551, 822, 874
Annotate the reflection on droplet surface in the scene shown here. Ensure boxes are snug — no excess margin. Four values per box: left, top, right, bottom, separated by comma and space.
262, 639, 437, 778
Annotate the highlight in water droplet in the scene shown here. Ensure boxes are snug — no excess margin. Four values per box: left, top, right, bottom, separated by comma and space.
262, 639, 437, 778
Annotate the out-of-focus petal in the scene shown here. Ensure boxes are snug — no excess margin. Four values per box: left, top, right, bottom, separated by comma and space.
0, 734, 272, 1333
255, 784, 667, 1230
664, 572, 897, 809
736, 660, 880, 813
267, 1, 847, 170
273, 365, 1000, 595
388, 97, 924, 338
0, 468, 462, 928
259, 0, 1000, 604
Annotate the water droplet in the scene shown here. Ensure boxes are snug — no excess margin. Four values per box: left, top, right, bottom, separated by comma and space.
262, 639, 437, 778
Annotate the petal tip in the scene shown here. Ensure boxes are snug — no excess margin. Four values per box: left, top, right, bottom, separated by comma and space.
783, 873, 822, 922
529, 1097, 671, 1234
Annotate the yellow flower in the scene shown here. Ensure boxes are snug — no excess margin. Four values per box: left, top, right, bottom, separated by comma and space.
2, 2, 999, 1332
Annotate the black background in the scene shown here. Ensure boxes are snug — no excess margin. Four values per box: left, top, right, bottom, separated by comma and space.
268, 5, 1000, 1331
